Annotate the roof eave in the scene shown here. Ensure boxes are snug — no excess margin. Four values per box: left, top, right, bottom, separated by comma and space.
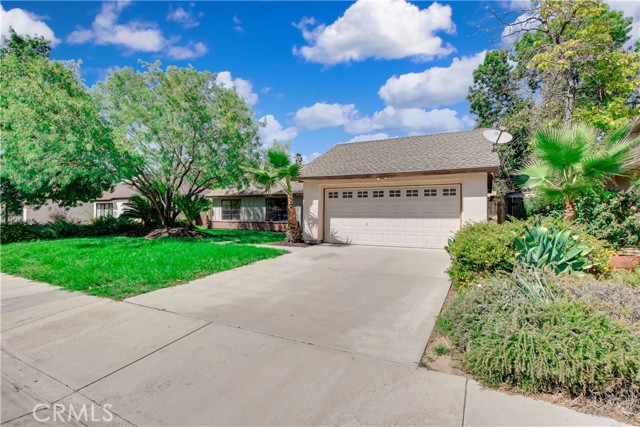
299, 166, 500, 181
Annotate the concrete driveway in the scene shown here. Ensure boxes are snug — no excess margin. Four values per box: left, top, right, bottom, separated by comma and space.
1, 245, 621, 426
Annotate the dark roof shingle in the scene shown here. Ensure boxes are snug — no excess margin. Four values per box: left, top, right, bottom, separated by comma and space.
301, 129, 500, 179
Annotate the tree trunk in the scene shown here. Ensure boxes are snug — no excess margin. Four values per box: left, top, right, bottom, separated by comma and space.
563, 72, 577, 127
564, 199, 576, 222
285, 192, 301, 243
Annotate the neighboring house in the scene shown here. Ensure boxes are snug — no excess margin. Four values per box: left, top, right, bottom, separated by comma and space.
22, 183, 139, 223
207, 182, 303, 231
300, 130, 500, 249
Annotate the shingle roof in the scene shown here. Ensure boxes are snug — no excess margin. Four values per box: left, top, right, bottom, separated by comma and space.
301, 129, 500, 179
206, 181, 303, 197
96, 183, 138, 201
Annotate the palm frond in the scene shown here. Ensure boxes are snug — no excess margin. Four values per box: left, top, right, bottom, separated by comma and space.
580, 155, 624, 180
518, 161, 554, 190
534, 127, 585, 170
267, 149, 292, 169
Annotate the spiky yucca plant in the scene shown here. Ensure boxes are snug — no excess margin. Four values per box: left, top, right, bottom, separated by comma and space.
519, 123, 640, 221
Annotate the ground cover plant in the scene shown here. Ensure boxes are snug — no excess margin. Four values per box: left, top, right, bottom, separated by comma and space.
0, 237, 285, 299
436, 271, 640, 422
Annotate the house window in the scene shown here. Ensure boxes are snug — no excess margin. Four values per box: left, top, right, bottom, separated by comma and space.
342, 191, 353, 199
406, 189, 418, 197
373, 190, 384, 198
266, 198, 287, 222
389, 190, 401, 197
443, 188, 457, 196
357, 191, 368, 198
221, 199, 241, 220
328, 191, 338, 199
96, 203, 114, 217
424, 188, 437, 197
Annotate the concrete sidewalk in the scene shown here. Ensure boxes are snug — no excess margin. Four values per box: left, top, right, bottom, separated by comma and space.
0, 246, 623, 426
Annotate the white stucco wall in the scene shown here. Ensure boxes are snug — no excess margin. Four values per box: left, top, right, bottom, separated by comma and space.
302, 172, 489, 243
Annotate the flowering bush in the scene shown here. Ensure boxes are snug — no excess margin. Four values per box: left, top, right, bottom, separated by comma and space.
574, 187, 640, 249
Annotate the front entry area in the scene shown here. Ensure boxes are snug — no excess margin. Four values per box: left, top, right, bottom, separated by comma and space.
324, 184, 461, 249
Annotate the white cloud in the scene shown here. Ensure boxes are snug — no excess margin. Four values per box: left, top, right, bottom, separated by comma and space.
607, 0, 640, 47
215, 71, 258, 106
258, 115, 297, 146
167, 5, 201, 29
1, 5, 59, 46
294, 102, 358, 130
233, 15, 244, 32
293, 0, 455, 65
166, 42, 207, 60
379, 51, 487, 108
67, 1, 206, 59
344, 133, 391, 143
500, 12, 539, 47
301, 152, 321, 163
345, 106, 475, 134
68, 1, 165, 51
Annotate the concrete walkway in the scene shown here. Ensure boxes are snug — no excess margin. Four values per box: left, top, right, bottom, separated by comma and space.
0, 245, 622, 426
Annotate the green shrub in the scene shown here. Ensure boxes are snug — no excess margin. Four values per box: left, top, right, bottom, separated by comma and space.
446, 218, 614, 288
438, 275, 640, 410
445, 221, 521, 289
0, 217, 145, 244
526, 186, 640, 249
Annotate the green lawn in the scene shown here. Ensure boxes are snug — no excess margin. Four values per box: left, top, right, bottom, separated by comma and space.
1, 237, 285, 300
199, 228, 286, 244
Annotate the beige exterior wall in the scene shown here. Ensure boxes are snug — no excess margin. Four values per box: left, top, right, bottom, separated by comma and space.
210, 195, 303, 224
302, 172, 489, 243
24, 198, 131, 224
25, 202, 94, 224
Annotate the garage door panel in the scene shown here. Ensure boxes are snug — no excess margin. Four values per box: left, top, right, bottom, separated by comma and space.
325, 185, 461, 249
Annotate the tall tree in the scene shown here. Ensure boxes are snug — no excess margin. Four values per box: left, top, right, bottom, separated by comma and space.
246, 147, 302, 243
508, 0, 639, 129
467, 49, 531, 194
519, 123, 640, 221
97, 62, 260, 228
0, 30, 120, 208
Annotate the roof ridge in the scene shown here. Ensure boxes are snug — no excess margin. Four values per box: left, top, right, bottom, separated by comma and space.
333, 128, 485, 148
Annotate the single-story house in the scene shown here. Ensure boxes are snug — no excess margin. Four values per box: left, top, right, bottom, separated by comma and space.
206, 182, 303, 232
300, 130, 500, 249
22, 183, 139, 223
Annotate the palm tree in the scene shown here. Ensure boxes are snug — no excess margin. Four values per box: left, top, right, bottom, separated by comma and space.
519, 123, 640, 221
246, 148, 302, 242
174, 194, 212, 230
121, 195, 161, 228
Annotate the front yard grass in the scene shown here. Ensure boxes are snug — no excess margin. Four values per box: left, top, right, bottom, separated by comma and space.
1, 237, 285, 300
199, 228, 286, 244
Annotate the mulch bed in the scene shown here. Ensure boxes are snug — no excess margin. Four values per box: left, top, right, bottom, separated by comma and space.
144, 228, 209, 239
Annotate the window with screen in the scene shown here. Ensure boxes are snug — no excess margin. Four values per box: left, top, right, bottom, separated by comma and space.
221, 199, 241, 220
266, 198, 287, 222
96, 203, 114, 217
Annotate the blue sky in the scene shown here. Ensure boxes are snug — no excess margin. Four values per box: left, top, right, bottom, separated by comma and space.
2, 0, 639, 162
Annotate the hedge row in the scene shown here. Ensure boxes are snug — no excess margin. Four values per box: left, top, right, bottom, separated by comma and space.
0, 216, 147, 244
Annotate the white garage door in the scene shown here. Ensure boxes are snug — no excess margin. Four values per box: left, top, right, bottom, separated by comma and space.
324, 185, 460, 249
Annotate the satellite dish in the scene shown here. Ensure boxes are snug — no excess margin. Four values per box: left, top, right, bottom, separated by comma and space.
483, 128, 513, 145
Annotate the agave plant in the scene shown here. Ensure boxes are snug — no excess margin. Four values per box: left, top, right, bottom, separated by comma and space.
514, 224, 593, 275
